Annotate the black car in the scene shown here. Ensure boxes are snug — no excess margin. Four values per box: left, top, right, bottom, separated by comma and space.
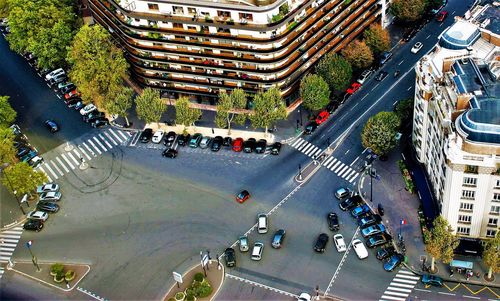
211, 136, 223, 152
327, 212, 340, 231
271, 142, 282, 155
177, 133, 190, 146
16, 147, 31, 158
358, 214, 382, 228
91, 118, 109, 128
44, 120, 59, 133
36, 202, 60, 213
376, 246, 396, 260
223, 137, 232, 146
375, 71, 388, 81
65, 97, 81, 108
339, 195, 363, 211
243, 138, 256, 153
162, 148, 178, 158
314, 233, 329, 253
140, 128, 153, 143
271, 229, 286, 249
164, 131, 176, 146
326, 101, 339, 114
83, 111, 105, 123
224, 247, 236, 267
367, 234, 391, 248
23, 219, 43, 232
74, 101, 84, 111
60, 83, 76, 94
304, 122, 318, 135
403, 27, 418, 42
255, 139, 267, 154
379, 51, 393, 65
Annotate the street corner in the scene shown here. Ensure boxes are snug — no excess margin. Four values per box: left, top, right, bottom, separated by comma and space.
9, 261, 91, 292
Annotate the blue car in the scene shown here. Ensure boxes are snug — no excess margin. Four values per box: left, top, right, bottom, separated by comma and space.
361, 223, 386, 237
20, 150, 38, 162
421, 274, 443, 287
383, 254, 404, 272
351, 204, 370, 218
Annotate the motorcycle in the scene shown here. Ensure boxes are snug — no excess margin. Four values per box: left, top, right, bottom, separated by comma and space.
394, 70, 400, 77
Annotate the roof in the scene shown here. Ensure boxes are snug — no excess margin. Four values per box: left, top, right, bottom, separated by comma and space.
472, 4, 500, 35
439, 21, 481, 50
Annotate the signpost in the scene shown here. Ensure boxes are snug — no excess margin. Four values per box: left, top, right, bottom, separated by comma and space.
26, 240, 40, 272
173, 271, 183, 288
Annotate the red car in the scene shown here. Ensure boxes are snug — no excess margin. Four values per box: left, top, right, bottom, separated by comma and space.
232, 137, 244, 152
346, 82, 362, 95
315, 110, 330, 125
64, 89, 81, 100
236, 190, 250, 203
436, 11, 448, 22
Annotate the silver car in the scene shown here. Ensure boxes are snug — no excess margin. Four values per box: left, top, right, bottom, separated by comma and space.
27, 210, 49, 221
39, 191, 62, 202
238, 236, 249, 252
36, 183, 59, 194
199, 136, 212, 149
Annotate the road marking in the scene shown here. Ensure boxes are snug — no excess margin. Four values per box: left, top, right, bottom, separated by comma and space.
108, 128, 123, 143
349, 173, 359, 183
350, 157, 359, 166
371, 83, 380, 92
83, 142, 97, 157
360, 94, 369, 101
414, 288, 432, 292
393, 100, 398, 106
56, 157, 70, 173
393, 282, 419, 289
291, 138, 303, 148
104, 132, 118, 145
392, 278, 418, 284
396, 274, 420, 280
50, 160, 64, 176
345, 149, 350, 155
398, 60, 404, 66
67, 151, 80, 166
407, 86, 413, 91
463, 295, 480, 299
99, 134, 112, 149
324, 156, 334, 167
117, 130, 128, 140
438, 292, 456, 296
398, 270, 415, 275
0, 226, 23, 279
88, 139, 102, 154
331, 161, 342, 171
380, 295, 406, 301
426, 34, 431, 39
60, 153, 75, 170
337, 165, 350, 177
225, 273, 298, 298
384, 291, 409, 297
37, 166, 53, 182
344, 169, 357, 181
451, 10, 456, 15
78, 146, 91, 160
386, 287, 412, 293
76, 287, 107, 301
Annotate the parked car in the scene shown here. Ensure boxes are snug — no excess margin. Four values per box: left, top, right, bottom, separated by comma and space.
28, 156, 44, 168
361, 223, 386, 237
255, 139, 267, 154
36, 183, 59, 194
224, 247, 236, 267
314, 233, 329, 253
315, 110, 330, 125
232, 137, 244, 152
243, 138, 256, 153
44, 120, 59, 133
20, 150, 38, 163
65, 97, 81, 108
375, 71, 389, 81
271, 142, 282, 155
27, 210, 49, 221
403, 27, 418, 42
384, 254, 404, 271
199, 136, 212, 149
358, 214, 382, 228
335, 187, 350, 200
177, 133, 190, 146
36, 202, 59, 213
352, 239, 369, 259
257, 213, 268, 234
64, 89, 81, 100
436, 10, 448, 22
45, 68, 65, 81
74, 101, 84, 111
236, 190, 250, 203
339, 195, 362, 211
16, 147, 31, 158
379, 51, 393, 65
211, 136, 223, 152
79, 103, 97, 115
304, 122, 318, 135
411, 42, 424, 54
251, 242, 264, 261
239, 236, 249, 252
151, 130, 164, 144
23, 219, 43, 232
351, 204, 371, 218
297, 293, 312, 301
223, 137, 232, 146
421, 274, 443, 287
327, 212, 339, 231
162, 148, 178, 158
189, 133, 203, 148
140, 128, 153, 143
58, 82, 76, 94
83, 111, 105, 123
367, 234, 390, 248
333, 234, 347, 252
271, 229, 286, 249
326, 101, 339, 114
49, 73, 67, 86
164, 131, 177, 146
91, 118, 108, 128
376, 246, 396, 260
346, 82, 362, 95
39, 191, 62, 202
357, 69, 373, 84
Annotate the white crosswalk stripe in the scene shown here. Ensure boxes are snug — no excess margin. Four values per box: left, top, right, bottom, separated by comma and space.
331, 161, 342, 172
61, 153, 75, 170
104, 132, 118, 145
43, 162, 58, 180
78, 145, 91, 160
88, 139, 102, 155
56, 157, 70, 173
109, 128, 123, 143
93, 137, 107, 152
99, 134, 112, 149
117, 129, 128, 140
83, 142, 97, 157
379, 268, 419, 301
0, 227, 24, 280
289, 138, 323, 158
324, 156, 334, 167
50, 160, 64, 176
37, 166, 53, 182
67, 151, 80, 166
337, 165, 350, 177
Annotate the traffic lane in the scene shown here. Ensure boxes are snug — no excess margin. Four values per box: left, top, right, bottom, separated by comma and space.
0, 271, 72, 300
412, 281, 500, 301
216, 277, 295, 301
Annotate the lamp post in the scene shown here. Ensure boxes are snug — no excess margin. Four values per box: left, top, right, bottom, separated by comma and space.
26, 240, 40, 272
298, 108, 303, 126
0, 165, 26, 214
298, 164, 303, 181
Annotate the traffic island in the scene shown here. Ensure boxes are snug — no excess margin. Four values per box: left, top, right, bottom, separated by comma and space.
8, 261, 90, 292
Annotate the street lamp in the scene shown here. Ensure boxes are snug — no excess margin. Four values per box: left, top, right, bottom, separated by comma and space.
298, 164, 303, 181
298, 108, 303, 126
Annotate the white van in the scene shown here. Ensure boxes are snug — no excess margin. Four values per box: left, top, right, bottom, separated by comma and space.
257, 214, 268, 234
45, 68, 65, 81
335, 187, 350, 200
357, 70, 373, 84
251, 242, 264, 261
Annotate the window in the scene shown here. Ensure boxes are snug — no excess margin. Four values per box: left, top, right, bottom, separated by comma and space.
486, 229, 497, 237
147, 3, 159, 10
458, 215, 472, 224
465, 165, 478, 174
488, 218, 498, 226
460, 202, 473, 211
187, 7, 197, 14
457, 227, 470, 235
461, 190, 475, 200
463, 177, 477, 186
490, 205, 500, 214
493, 193, 500, 202
495, 179, 500, 188
172, 6, 184, 14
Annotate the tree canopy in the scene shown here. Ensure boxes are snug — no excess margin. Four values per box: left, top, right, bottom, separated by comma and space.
341, 40, 374, 69
423, 216, 459, 272
175, 97, 202, 131
361, 111, 401, 155
0, 128, 16, 166
249, 87, 287, 134
135, 88, 166, 125
300, 74, 330, 111
390, 0, 427, 23
364, 24, 391, 54
316, 53, 352, 92
1, 162, 48, 197
394, 98, 414, 127
106, 86, 134, 127
215, 88, 247, 134
0, 95, 16, 128
483, 232, 499, 280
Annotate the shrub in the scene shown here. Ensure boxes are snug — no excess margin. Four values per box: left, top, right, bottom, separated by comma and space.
50, 263, 64, 277
65, 270, 76, 281
194, 282, 213, 298
168, 298, 176, 301
186, 295, 195, 301
175, 292, 185, 301
193, 273, 204, 283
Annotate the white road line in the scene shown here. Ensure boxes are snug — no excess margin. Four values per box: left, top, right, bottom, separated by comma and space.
313, 148, 323, 157
407, 86, 413, 91
225, 273, 298, 298
37, 167, 53, 182
380, 295, 406, 301
56, 157, 70, 173
344, 169, 357, 181
383, 291, 409, 297
61, 153, 75, 170
398, 60, 404, 66
338, 165, 350, 177
333, 162, 345, 173
93, 137, 107, 152
76, 287, 107, 301
323, 156, 334, 166
304, 145, 318, 156
301, 143, 314, 154
104, 132, 118, 145
426, 34, 431, 39
327, 158, 338, 169
350, 156, 359, 166
331, 161, 342, 171
396, 274, 420, 280
78, 146, 91, 160
392, 278, 418, 284
413, 288, 432, 292
108, 128, 123, 143
385, 287, 411, 293
360, 94, 369, 101
298, 142, 311, 152
67, 151, 80, 166
295, 139, 308, 150
50, 160, 64, 176
291, 138, 303, 148
83, 142, 97, 156
117, 130, 128, 140
438, 292, 456, 296
398, 270, 416, 275
88, 139, 102, 155
99, 134, 112, 149
389, 282, 415, 289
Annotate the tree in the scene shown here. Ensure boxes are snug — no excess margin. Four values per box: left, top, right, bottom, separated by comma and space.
426, 0, 443, 10
316, 53, 352, 92
0, 95, 17, 128
483, 232, 499, 280
249, 87, 287, 134
300, 74, 330, 111
0, 128, 16, 165
423, 216, 459, 273
29, 21, 74, 69
67, 24, 129, 109
361, 111, 400, 155
106, 86, 134, 127
394, 98, 414, 126
341, 40, 374, 69
0, 0, 8, 18
175, 97, 202, 132
215, 89, 247, 134
364, 24, 391, 54
135, 88, 166, 125
390, 0, 426, 23
1, 162, 48, 197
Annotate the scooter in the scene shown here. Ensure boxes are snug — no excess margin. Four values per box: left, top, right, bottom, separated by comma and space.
394, 70, 400, 77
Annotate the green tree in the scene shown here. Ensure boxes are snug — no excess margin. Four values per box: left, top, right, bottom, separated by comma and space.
361, 111, 400, 155
215, 89, 247, 134
364, 23, 391, 54
341, 40, 374, 69
0, 128, 16, 165
0, 0, 8, 18
483, 232, 499, 280
423, 216, 459, 272
175, 97, 202, 132
0, 95, 17, 128
1, 162, 48, 197
249, 87, 287, 134
67, 24, 129, 109
390, 0, 426, 23
135, 88, 165, 125
316, 53, 352, 92
394, 98, 414, 126
300, 74, 330, 111
29, 21, 74, 69
106, 86, 134, 127
426, 0, 443, 10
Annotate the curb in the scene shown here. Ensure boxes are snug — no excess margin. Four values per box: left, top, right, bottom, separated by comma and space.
1, 218, 27, 231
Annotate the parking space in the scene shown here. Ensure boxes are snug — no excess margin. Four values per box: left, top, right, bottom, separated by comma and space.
216, 276, 296, 301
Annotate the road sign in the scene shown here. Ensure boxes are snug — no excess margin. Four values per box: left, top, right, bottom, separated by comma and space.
201, 254, 209, 267
26, 240, 33, 248
172, 271, 183, 284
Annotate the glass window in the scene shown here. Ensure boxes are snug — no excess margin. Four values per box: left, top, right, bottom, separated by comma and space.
461, 190, 475, 200
486, 229, 496, 237
460, 202, 473, 211
493, 193, 500, 202
458, 215, 472, 223
147, 3, 159, 10
463, 177, 477, 186
490, 205, 500, 214
465, 165, 478, 174
487, 218, 498, 226
457, 227, 470, 235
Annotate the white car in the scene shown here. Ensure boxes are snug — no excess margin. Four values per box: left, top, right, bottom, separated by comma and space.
333, 234, 347, 252
45, 68, 65, 81
27, 210, 49, 221
352, 239, 369, 259
36, 183, 59, 194
79, 103, 97, 116
411, 42, 423, 54
39, 191, 62, 202
151, 130, 164, 144
298, 293, 312, 301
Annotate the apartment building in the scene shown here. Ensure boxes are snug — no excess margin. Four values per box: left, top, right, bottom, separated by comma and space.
412, 4, 500, 240
87, 0, 384, 107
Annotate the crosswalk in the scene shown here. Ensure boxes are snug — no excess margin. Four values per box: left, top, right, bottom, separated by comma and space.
35, 128, 132, 182
322, 156, 359, 183
290, 138, 323, 158
0, 227, 24, 279
379, 268, 420, 301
